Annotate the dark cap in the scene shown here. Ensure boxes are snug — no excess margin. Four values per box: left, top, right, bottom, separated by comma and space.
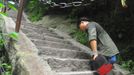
77, 17, 89, 28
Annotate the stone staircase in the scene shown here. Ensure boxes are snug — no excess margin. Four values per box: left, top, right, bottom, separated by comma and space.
21, 23, 94, 75
21, 22, 129, 75
7, 10, 129, 75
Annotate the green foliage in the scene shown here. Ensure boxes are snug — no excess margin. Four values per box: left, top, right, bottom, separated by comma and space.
121, 0, 127, 7
25, 0, 49, 21
0, 1, 17, 16
0, 12, 8, 16
70, 29, 88, 45
7, 2, 17, 11
121, 60, 134, 74
8, 32, 19, 41
0, 2, 5, 8
0, 35, 5, 48
0, 63, 12, 75
0, 32, 19, 47
0, 31, 18, 75
0, 33, 12, 75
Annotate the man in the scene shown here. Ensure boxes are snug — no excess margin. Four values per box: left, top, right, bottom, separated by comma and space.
77, 17, 119, 68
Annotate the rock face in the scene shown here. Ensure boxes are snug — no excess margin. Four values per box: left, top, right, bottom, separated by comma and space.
3, 10, 130, 75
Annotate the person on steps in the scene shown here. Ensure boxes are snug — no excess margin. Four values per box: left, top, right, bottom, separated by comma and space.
77, 17, 119, 71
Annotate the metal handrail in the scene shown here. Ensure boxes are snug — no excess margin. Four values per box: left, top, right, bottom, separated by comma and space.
40, 0, 95, 8
72, 1, 82, 7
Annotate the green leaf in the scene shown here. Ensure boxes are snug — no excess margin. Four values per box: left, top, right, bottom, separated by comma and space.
121, 0, 127, 7
7, 3, 17, 11
5, 72, 10, 75
0, 2, 5, 8
7, 65, 12, 69
2, 63, 8, 66
8, 32, 19, 41
0, 12, 8, 16
0, 39, 5, 45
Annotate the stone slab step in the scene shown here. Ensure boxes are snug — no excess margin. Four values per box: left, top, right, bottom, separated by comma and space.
22, 25, 64, 38
56, 70, 124, 75
38, 46, 89, 59
57, 71, 95, 75
37, 46, 81, 52
41, 56, 91, 72
31, 39, 67, 44
26, 32, 64, 41
22, 30, 67, 43
43, 35, 68, 43
32, 39, 80, 50
21, 27, 55, 35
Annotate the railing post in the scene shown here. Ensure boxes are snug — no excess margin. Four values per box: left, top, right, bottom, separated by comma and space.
15, 0, 25, 32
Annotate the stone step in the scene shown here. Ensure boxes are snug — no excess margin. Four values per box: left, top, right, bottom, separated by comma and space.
23, 24, 56, 34
38, 46, 89, 59
21, 27, 55, 35
56, 68, 129, 75
41, 56, 91, 72
21, 27, 66, 41
34, 36, 67, 44
37, 46, 81, 52
43, 35, 68, 43
22, 29, 67, 42
56, 71, 95, 75
32, 39, 80, 50
24, 31, 64, 40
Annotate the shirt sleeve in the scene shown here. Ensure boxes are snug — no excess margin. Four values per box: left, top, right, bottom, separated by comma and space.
88, 23, 97, 41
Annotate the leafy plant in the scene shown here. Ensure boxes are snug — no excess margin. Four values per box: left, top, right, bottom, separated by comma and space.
0, 1, 17, 16
0, 32, 19, 48
0, 35, 5, 48
8, 32, 19, 41
121, 0, 127, 7
0, 2, 5, 8
25, 0, 49, 21
7, 2, 17, 11
70, 29, 88, 45
0, 63, 12, 75
0, 32, 18, 75
121, 60, 134, 74
0, 12, 8, 16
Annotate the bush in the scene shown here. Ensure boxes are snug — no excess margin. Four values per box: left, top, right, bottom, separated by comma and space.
120, 60, 134, 74
69, 29, 88, 45
25, 0, 49, 21
0, 63, 12, 75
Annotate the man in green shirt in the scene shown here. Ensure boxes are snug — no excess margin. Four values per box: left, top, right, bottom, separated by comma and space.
77, 17, 119, 65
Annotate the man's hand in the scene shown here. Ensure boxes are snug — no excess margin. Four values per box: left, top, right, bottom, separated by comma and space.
92, 50, 98, 60
93, 54, 98, 60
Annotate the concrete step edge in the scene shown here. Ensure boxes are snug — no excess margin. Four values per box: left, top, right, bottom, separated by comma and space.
44, 35, 65, 40
41, 55, 89, 62
37, 46, 82, 52
31, 39, 70, 45
38, 46, 84, 53
56, 71, 95, 75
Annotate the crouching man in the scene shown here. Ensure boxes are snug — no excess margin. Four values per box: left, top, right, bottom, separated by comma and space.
77, 17, 119, 73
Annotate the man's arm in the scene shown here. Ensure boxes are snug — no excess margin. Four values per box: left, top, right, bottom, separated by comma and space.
87, 22, 98, 60
89, 39, 98, 60
89, 39, 97, 51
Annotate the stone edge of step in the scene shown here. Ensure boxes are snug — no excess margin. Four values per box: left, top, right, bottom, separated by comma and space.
41, 55, 89, 62
56, 71, 95, 75
37, 46, 82, 52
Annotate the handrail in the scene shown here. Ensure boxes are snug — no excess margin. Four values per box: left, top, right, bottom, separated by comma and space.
40, 0, 94, 8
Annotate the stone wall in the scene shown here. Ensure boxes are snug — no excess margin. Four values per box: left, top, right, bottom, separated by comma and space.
0, 16, 54, 75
